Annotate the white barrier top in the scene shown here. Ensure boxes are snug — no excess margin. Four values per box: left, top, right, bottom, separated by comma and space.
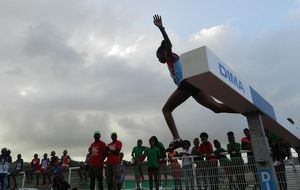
181, 46, 300, 147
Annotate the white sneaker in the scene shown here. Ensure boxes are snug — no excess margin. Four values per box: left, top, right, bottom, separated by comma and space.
166, 138, 182, 152
273, 160, 282, 166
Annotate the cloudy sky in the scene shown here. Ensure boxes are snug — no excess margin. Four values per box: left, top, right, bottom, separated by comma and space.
1, 0, 300, 161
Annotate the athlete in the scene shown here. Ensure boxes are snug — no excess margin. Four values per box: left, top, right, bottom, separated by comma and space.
153, 15, 237, 144
60, 150, 71, 172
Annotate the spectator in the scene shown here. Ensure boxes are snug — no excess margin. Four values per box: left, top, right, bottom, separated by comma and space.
105, 132, 122, 190
60, 150, 71, 172
213, 140, 235, 190
8, 154, 23, 189
77, 148, 91, 185
52, 174, 71, 190
199, 132, 218, 190
150, 136, 167, 187
119, 152, 126, 189
89, 131, 106, 190
52, 161, 62, 179
40, 153, 51, 185
138, 137, 161, 190
167, 149, 181, 190
178, 140, 194, 190
48, 151, 59, 179
191, 137, 204, 190
227, 131, 246, 190
26, 153, 40, 186
131, 139, 145, 190
0, 148, 12, 190
265, 130, 287, 190
241, 128, 259, 189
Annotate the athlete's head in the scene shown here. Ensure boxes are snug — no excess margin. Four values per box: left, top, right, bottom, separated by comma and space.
111, 132, 117, 141
213, 139, 221, 149
243, 128, 250, 138
94, 131, 101, 141
227, 131, 235, 143
150, 136, 158, 144
182, 140, 191, 150
17, 154, 22, 159
149, 137, 156, 147
137, 139, 143, 146
43, 153, 48, 158
156, 40, 167, 63
193, 138, 200, 146
1, 148, 7, 155
63, 150, 68, 155
34, 153, 38, 159
51, 151, 56, 156
200, 132, 209, 143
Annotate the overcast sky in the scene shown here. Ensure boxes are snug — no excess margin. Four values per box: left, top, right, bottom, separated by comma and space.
1, 0, 300, 161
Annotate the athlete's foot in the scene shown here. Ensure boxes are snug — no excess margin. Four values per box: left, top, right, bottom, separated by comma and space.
166, 138, 182, 152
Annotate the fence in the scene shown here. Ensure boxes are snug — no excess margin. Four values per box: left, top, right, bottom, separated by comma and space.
65, 153, 300, 190
13, 153, 300, 189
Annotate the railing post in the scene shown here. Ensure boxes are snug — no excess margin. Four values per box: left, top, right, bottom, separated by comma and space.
246, 112, 281, 190
191, 156, 198, 190
21, 172, 25, 188
68, 167, 72, 184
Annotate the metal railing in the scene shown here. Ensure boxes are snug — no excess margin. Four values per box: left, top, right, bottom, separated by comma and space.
15, 152, 300, 189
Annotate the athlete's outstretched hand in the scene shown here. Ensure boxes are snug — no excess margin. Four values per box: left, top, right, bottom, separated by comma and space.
153, 14, 164, 29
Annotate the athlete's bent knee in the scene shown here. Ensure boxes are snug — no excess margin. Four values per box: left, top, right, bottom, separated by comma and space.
162, 105, 172, 115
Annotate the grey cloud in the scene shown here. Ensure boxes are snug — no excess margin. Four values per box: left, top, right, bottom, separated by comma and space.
1, 1, 300, 162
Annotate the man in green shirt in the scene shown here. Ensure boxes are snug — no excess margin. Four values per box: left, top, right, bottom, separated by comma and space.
227, 131, 246, 190
138, 137, 161, 190
150, 136, 167, 187
213, 140, 234, 190
131, 139, 145, 190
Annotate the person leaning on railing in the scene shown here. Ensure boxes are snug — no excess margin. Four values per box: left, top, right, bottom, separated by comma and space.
191, 137, 204, 190
8, 153, 23, 189
199, 132, 218, 190
227, 131, 247, 190
241, 128, 259, 188
167, 149, 182, 190
213, 140, 235, 190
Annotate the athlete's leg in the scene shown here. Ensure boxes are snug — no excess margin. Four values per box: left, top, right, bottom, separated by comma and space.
192, 91, 237, 113
162, 89, 191, 139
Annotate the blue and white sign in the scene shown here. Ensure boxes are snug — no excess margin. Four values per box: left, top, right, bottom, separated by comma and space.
258, 169, 276, 190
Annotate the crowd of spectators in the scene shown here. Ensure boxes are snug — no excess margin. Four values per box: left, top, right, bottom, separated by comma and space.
128, 128, 292, 190
0, 127, 294, 190
0, 148, 72, 190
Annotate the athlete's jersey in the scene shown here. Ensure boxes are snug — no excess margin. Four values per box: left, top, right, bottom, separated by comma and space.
166, 54, 183, 86
0, 155, 10, 173
41, 158, 50, 169
30, 158, 40, 171
15, 159, 23, 170
61, 155, 71, 168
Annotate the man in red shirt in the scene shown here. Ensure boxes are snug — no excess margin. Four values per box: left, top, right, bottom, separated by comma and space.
26, 153, 41, 186
60, 150, 71, 172
89, 131, 106, 190
198, 132, 218, 190
105, 132, 122, 190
